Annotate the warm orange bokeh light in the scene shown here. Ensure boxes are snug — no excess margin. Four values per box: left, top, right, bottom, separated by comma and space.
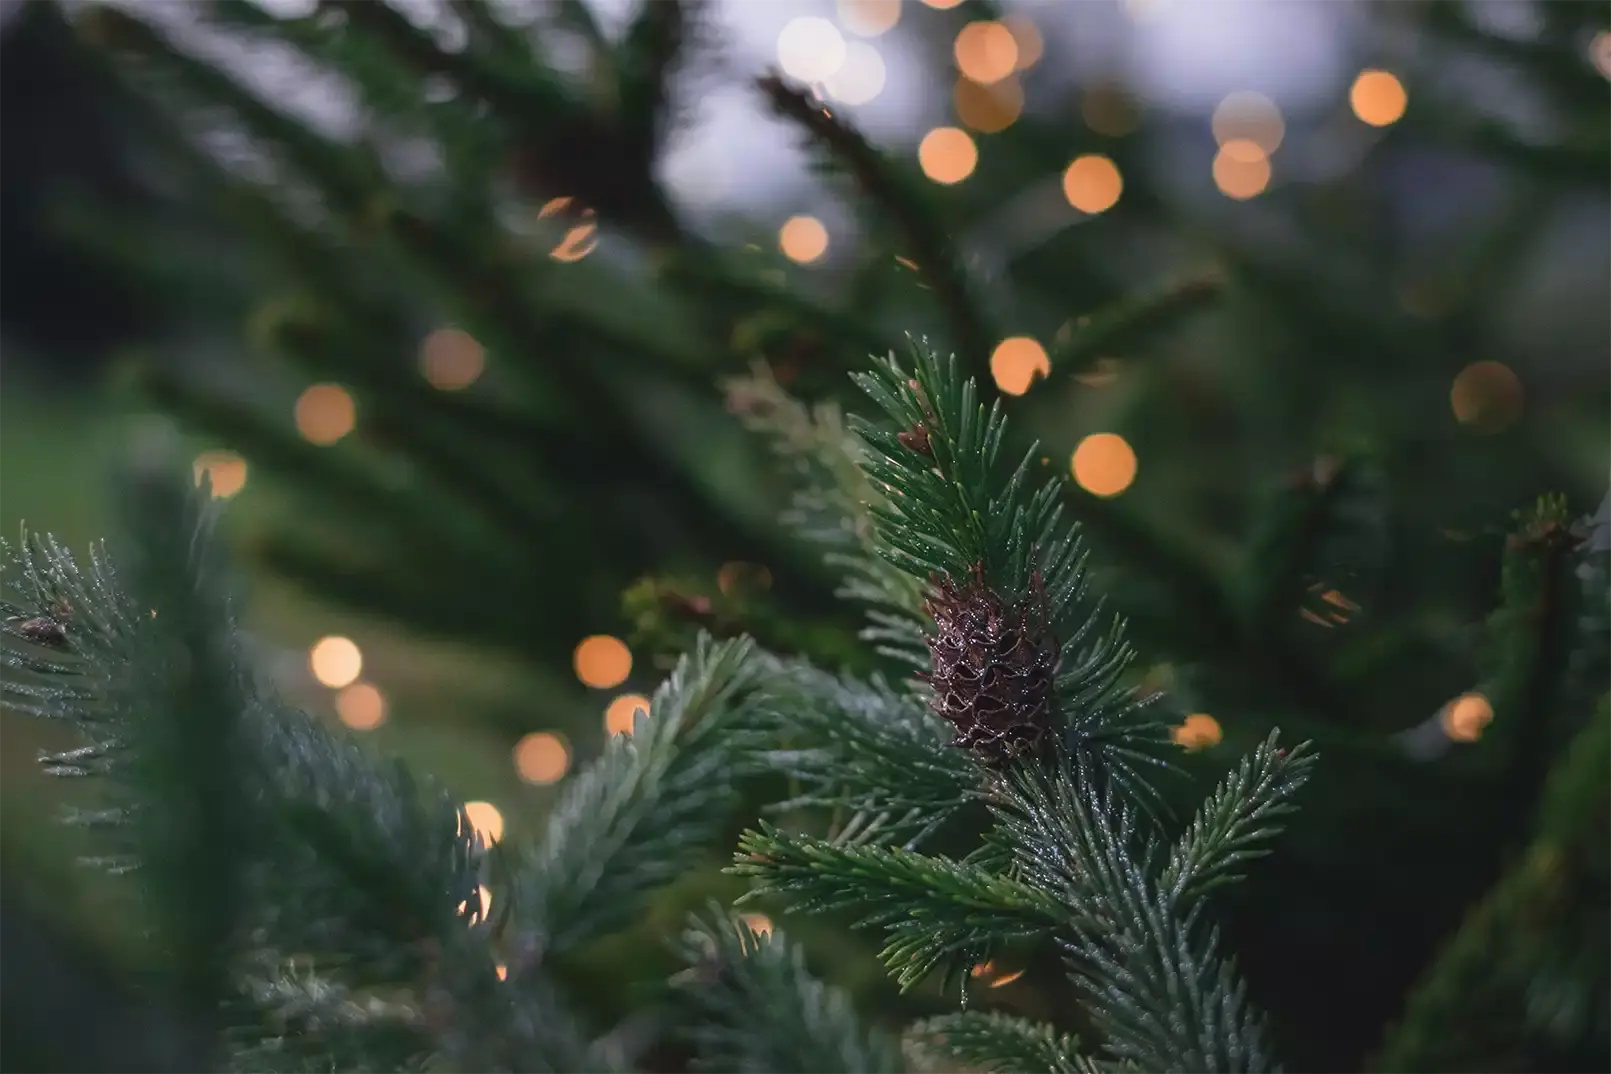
919, 127, 978, 185
464, 800, 505, 845
779, 215, 829, 264
838, 0, 900, 37
539, 197, 599, 262
336, 682, 386, 731
1450, 361, 1523, 432
1081, 84, 1139, 137
922, 0, 964, 7
1212, 91, 1284, 157
1441, 693, 1494, 743
1002, 14, 1043, 69
573, 634, 631, 689
1593, 32, 1611, 79
1173, 713, 1223, 750
954, 76, 1023, 134
1071, 433, 1137, 497
1062, 155, 1123, 214
295, 384, 355, 445
742, 913, 774, 937
954, 21, 1017, 83
1350, 70, 1407, 127
606, 693, 651, 737
310, 636, 362, 689
990, 337, 1051, 396
193, 451, 248, 499
420, 328, 485, 390
514, 732, 571, 785
1213, 141, 1272, 199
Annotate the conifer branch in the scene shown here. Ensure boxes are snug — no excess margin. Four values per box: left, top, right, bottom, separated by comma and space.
908, 1010, 1091, 1074
1049, 272, 1223, 380
673, 910, 903, 1073
732, 823, 1063, 990
516, 634, 769, 956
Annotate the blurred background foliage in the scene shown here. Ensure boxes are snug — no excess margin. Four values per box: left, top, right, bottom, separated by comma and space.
1, 0, 1607, 1070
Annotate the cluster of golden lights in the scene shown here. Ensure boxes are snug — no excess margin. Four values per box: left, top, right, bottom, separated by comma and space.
1441, 692, 1494, 743
1172, 713, 1223, 751
308, 635, 390, 732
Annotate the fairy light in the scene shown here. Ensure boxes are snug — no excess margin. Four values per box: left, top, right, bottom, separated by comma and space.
538, 197, 599, 262
192, 451, 248, 499
779, 216, 829, 264
1211, 92, 1284, 157
464, 800, 504, 845
606, 693, 651, 737
922, 0, 963, 8
1441, 693, 1493, 742
336, 682, 386, 730
777, 17, 846, 83
1350, 69, 1407, 127
1213, 141, 1271, 199
918, 127, 978, 184
953, 21, 1018, 84
990, 337, 1050, 396
573, 635, 631, 689
1450, 361, 1523, 432
954, 76, 1023, 133
310, 636, 362, 689
1002, 14, 1043, 70
420, 328, 485, 390
1062, 154, 1123, 214
742, 913, 774, 937
295, 384, 355, 445
1071, 433, 1136, 497
514, 731, 570, 785
824, 41, 887, 105
1593, 32, 1611, 79
837, 0, 899, 37
1173, 713, 1222, 750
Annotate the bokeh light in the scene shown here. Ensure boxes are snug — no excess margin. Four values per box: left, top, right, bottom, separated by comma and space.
464, 800, 504, 845
1450, 360, 1523, 432
954, 76, 1023, 134
573, 634, 631, 689
778, 17, 846, 83
1212, 92, 1284, 157
336, 682, 386, 730
1593, 32, 1611, 79
1071, 433, 1137, 497
742, 913, 774, 937
1213, 141, 1272, 199
538, 197, 599, 262
1441, 693, 1494, 742
837, 0, 899, 37
825, 41, 886, 105
1062, 154, 1123, 214
310, 636, 363, 689
922, 0, 963, 8
1350, 69, 1407, 126
192, 451, 248, 499
1082, 84, 1139, 137
953, 21, 1017, 84
779, 216, 830, 264
990, 337, 1050, 396
295, 384, 355, 445
1173, 713, 1223, 750
606, 693, 651, 737
420, 328, 485, 390
919, 127, 978, 184
1003, 15, 1043, 69
514, 731, 571, 785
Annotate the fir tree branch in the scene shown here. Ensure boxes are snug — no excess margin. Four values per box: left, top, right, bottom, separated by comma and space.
757, 74, 996, 384
516, 634, 769, 956
673, 910, 903, 1074
907, 1010, 1090, 1074
1159, 733, 1316, 908
758, 660, 976, 848
732, 823, 1063, 990
1049, 272, 1223, 380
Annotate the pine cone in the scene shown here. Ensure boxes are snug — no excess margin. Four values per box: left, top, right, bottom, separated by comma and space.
921, 563, 1058, 764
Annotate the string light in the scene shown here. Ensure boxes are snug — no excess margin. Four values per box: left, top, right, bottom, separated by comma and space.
1071, 433, 1136, 497
420, 328, 485, 390
990, 337, 1050, 396
538, 197, 599, 262
741, 913, 774, 937
463, 800, 505, 845
953, 21, 1017, 84
778, 17, 847, 83
1450, 361, 1523, 432
824, 41, 886, 105
1350, 70, 1406, 127
922, 0, 964, 10
837, 0, 899, 37
1173, 713, 1222, 750
310, 636, 362, 689
295, 384, 355, 445
954, 76, 1023, 134
573, 635, 631, 689
606, 694, 651, 737
514, 732, 570, 784
1211, 92, 1284, 157
192, 451, 248, 499
1213, 141, 1271, 199
1002, 14, 1043, 70
918, 127, 978, 184
1062, 154, 1122, 214
1441, 693, 1493, 742
779, 216, 829, 264
337, 682, 387, 730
